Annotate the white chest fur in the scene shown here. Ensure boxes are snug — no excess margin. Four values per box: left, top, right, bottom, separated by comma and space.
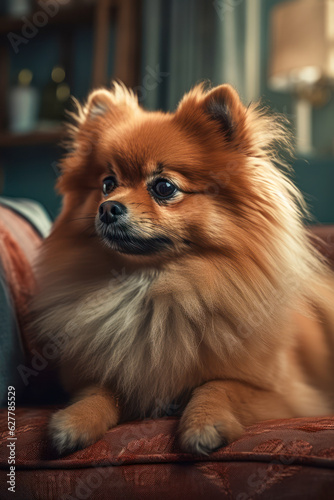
36, 271, 208, 417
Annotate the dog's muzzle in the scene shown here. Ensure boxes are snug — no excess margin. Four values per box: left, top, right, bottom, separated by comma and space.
96, 202, 173, 255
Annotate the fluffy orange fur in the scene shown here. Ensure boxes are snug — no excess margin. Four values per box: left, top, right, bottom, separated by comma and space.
32, 82, 334, 455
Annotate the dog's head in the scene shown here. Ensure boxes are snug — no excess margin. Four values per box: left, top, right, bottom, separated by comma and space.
57, 82, 298, 268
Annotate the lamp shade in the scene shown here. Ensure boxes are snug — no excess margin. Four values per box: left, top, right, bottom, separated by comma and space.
269, 0, 334, 90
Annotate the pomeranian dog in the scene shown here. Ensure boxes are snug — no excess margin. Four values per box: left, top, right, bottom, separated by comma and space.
32, 82, 334, 456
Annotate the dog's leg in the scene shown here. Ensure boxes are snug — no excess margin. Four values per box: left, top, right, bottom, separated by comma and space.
179, 380, 294, 455
49, 386, 119, 454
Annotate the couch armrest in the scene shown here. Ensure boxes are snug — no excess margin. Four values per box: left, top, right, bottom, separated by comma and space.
0, 199, 52, 406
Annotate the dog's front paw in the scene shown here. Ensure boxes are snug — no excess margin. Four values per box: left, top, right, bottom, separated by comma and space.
179, 414, 244, 455
179, 423, 228, 455
49, 404, 108, 455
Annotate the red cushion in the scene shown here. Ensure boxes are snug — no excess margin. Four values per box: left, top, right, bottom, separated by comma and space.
309, 225, 334, 267
0, 408, 334, 499
0, 205, 41, 355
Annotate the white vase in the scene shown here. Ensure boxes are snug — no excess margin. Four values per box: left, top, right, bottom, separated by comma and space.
9, 85, 39, 133
6, 0, 32, 16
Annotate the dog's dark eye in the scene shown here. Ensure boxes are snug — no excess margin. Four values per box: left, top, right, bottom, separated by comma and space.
151, 179, 177, 199
102, 176, 116, 195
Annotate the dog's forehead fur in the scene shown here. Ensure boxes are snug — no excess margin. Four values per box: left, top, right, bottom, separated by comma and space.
95, 112, 205, 182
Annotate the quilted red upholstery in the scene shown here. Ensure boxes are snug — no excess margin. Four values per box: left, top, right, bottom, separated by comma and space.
0, 408, 334, 499
0, 203, 334, 500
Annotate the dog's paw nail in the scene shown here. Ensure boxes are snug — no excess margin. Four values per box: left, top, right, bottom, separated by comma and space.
180, 424, 228, 455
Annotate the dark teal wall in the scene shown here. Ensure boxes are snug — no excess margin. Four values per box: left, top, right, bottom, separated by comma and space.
293, 160, 334, 225
2, 146, 61, 219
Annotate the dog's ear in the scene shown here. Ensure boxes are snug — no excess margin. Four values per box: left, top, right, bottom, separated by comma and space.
203, 85, 245, 142
84, 84, 139, 120
85, 88, 118, 119
58, 83, 139, 192
67, 83, 139, 147
175, 84, 247, 146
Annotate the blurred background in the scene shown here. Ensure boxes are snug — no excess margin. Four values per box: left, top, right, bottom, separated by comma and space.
0, 0, 333, 222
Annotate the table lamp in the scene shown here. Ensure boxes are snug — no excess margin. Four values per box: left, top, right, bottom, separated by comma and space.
269, 0, 334, 155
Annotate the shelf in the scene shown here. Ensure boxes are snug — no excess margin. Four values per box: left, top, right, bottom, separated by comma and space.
0, 127, 64, 147
0, 2, 106, 36
0, 1, 120, 36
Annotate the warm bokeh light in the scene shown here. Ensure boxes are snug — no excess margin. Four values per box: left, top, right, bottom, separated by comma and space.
18, 69, 33, 86
51, 66, 65, 84
56, 83, 70, 102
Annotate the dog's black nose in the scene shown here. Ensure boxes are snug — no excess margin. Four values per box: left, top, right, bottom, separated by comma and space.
99, 201, 127, 224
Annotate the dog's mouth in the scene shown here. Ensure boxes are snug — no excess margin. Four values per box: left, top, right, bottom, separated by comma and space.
96, 224, 173, 255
